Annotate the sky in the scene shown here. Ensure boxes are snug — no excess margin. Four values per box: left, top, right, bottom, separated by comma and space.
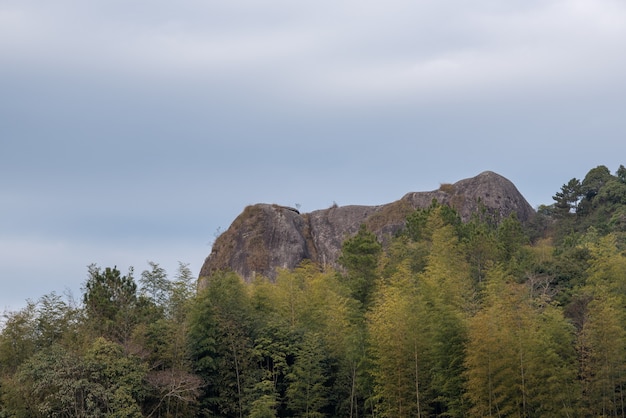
2, 0, 626, 312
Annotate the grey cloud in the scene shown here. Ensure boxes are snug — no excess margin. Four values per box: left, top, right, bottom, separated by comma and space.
5, 0, 626, 104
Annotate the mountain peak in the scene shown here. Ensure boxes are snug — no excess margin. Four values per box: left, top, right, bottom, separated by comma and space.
199, 172, 534, 284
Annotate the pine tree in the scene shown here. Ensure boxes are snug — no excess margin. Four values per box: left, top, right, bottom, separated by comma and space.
82, 265, 139, 344
338, 224, 382, 309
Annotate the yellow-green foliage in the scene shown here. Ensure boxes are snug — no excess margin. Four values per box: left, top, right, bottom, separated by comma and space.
439, 183, 456, 194
365, 199, 414, 233
8, 164, 626, 417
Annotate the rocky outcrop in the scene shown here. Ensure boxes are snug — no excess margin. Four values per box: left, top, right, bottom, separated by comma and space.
199, 171, 535, 283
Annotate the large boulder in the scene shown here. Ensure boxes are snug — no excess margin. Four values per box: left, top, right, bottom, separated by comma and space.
199, 171, 534, 284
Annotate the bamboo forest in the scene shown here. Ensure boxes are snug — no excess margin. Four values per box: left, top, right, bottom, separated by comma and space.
3, 164, 626, 417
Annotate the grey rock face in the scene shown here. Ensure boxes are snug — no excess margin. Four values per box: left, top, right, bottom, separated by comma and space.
200, 204, 309, 281
401, 171, 535, 223
199, 171, 534, 284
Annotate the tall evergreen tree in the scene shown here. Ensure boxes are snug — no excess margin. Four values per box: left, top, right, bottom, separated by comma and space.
82, 265, 139, 345
552, 178, 582, 216
338, 224, 382, 309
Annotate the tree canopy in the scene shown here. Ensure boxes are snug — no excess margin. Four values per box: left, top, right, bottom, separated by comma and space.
3, 164, 626, 417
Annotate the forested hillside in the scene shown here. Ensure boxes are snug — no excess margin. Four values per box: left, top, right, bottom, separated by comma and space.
2, 165, 626, 417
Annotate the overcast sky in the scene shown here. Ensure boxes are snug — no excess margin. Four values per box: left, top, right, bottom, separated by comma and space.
2, 0, 626, 312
